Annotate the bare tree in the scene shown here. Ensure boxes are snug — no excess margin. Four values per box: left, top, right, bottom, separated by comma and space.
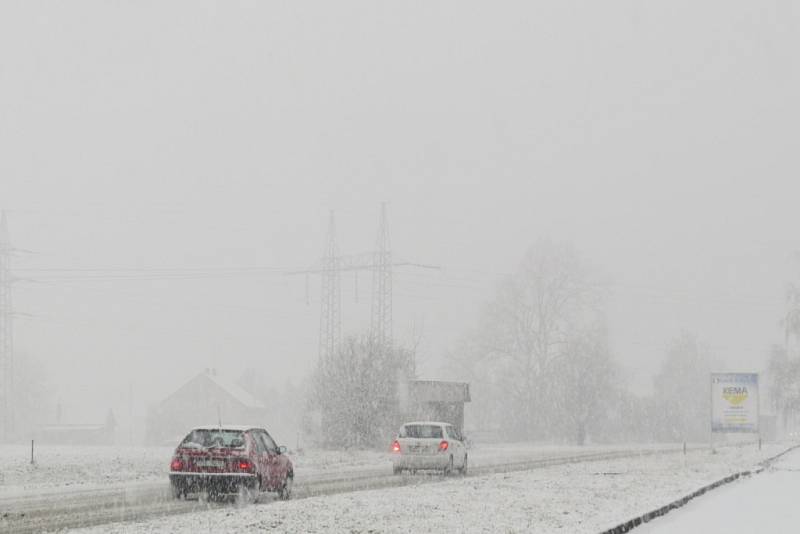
768, 283, 800, 434
558, 323, 616, 445
650, 332, 713, 443
312, 335, 415, 449
783, 284, 800, 351
452, 240, 612, 443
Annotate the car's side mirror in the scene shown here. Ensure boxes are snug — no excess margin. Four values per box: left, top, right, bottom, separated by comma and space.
277, 445, 287, 455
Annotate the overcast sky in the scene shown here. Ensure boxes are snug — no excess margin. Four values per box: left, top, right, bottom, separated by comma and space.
1, 1, 798, 425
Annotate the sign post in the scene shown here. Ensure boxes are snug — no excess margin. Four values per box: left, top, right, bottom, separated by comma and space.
711, 373, 759, 448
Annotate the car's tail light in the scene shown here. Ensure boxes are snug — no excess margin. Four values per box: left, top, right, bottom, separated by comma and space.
439, 440, 449, 452
170, 457, 184, 471
237, 459, 254, 472
391, 440, 401, 453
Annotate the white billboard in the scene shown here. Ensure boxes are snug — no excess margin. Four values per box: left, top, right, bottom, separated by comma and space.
711, 373, 759, 433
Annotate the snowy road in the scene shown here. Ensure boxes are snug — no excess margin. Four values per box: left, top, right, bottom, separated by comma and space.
638, 446, 800, 534
0, 444, 697, 533
60, 441, 788, 534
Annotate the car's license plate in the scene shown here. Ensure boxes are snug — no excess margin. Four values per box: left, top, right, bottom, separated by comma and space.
195, 459, 224, 468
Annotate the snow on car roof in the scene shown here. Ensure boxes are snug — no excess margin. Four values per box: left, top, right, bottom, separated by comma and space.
402, 421, 451, 427
190, 424, 260, 432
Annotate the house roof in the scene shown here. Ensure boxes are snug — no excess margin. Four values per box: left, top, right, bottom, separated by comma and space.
160, 369, 266, 410
204, 372, 265, 409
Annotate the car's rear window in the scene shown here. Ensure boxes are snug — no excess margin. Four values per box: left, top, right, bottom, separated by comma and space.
400, 424, 443, 439
180, 429, 246, 449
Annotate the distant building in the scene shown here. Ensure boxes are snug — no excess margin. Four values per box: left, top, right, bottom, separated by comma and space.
402, 379, 471, 430
36, 410, 116, 445
146, 369, 268, 445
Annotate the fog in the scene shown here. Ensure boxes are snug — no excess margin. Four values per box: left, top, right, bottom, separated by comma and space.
1, 1, 798, 443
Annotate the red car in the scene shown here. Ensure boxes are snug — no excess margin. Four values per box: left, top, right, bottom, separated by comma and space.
169, 425, 294, 501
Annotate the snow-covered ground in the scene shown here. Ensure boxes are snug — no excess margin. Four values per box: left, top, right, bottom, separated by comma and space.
0, 441, 662, 495
0, 444, 394, 494
64, 442, 789, 534
638, 445, 800, 534
0, 445, 173, 494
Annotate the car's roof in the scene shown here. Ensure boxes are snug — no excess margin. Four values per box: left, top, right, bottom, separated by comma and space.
401, 421, 451, 427
189, 424, 262, 432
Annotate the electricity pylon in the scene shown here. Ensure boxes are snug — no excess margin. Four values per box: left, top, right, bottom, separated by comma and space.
318, 211, 341, 362
370, 203, 391, 354
0, 211, 14, 441
287, 204, 437, 360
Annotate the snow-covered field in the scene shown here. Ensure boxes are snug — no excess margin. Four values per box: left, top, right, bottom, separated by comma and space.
0, 445, 173, 494
64, 442, 789, 534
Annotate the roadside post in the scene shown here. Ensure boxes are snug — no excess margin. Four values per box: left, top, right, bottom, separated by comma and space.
31, 439, 34, 464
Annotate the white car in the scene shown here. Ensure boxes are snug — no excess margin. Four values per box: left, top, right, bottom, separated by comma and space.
391, 421, 468, 475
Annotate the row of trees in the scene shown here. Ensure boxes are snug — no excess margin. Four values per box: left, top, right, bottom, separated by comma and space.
767, 284, 800, 429
446, 241, 719, 445
307, 238, 796, 448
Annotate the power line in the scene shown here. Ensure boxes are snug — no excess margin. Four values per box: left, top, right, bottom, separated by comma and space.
16, 267, 287, 272
10, 266, 288, 283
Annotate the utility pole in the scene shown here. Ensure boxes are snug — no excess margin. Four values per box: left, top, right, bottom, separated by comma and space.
0, 211, 14, 441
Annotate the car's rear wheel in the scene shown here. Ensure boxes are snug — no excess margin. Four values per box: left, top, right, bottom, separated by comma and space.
459, 455, 468, 476
278, 472, 293, 500
393, 465, 403, 475
170, 482, 184, 500
236, 482, 257, 506
444, 456, 454, 476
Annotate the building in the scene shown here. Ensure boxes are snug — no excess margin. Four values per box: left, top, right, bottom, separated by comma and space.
35, 410, 116, 445
402, 379, 471, 431
146, 369, 268, 445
